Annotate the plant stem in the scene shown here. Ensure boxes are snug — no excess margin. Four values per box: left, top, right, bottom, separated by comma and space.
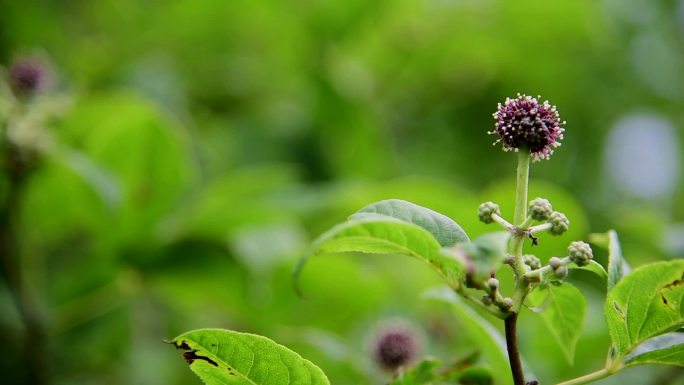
504, 313, 526, 385
457, 288, 507, 319
514, 151, 531, 226
555, 368, 611, 385
0, 145, 49, 385
505, 150, 532, 385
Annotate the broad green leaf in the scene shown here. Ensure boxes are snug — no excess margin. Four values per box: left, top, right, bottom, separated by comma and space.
570, 260, 608, 282
351, 199, 469, 246
170, 328, 330, 385
589, 230, 626, 290
457, 366, 495, 385
458, 232, 510, 281
527, 284, 587, 364
425, 288, 513, 385
50, 148, 122, 210
297, 215, 465, 292
59, 92, 196, 246
605, 260, 684, 358
624, 332, 684, 367
389, 358, 441, 385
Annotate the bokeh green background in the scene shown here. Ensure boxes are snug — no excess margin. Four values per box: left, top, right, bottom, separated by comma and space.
1, 0, 683, 384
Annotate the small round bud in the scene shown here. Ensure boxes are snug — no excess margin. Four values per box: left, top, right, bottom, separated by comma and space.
501, 298, 514, 310
523, 254, 542, 270
490, 94, 565, 161
554, 265, 568, 279
528, 198, 553, 221
478, 202, 501, 224
548, 211, 569, 235
482, 295, 493, 306
8, 55, 50, 95
372, 327, 419, 371
548, 256, 563, 269
568, 241, 593, 267
487, 278, 499, 290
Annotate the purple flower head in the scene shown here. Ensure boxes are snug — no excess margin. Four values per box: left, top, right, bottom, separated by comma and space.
490, 94, 565, 161
8, 56, 50, 94
372, 326, 419, 371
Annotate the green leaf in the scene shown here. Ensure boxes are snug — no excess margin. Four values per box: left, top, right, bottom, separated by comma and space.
389, 358, 441, 385
459, 232, 510, 281
570, 260, 608, 282
605, 260, 684, 358
527, 284, 587, 364
425, 288, 513, 385
351, 199, 469, 246
169, 328, 330, 385
624, 332, 684, 367
589, 230, 627, 290
457, 366, 494, 385
297, 215, 465, 292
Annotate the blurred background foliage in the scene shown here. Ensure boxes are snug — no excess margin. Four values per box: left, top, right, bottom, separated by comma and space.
0, 0, 683, 384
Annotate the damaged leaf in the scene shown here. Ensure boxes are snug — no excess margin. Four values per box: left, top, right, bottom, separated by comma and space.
168, 328, 330, 385
604, 260, 684, 360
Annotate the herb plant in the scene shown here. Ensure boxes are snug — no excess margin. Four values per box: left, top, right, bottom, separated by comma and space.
169, 95, 684, 385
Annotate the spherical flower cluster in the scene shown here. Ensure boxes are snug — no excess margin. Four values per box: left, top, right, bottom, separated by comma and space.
478, 202, 501, 224
568, 241, 593, 267
548, 212, 569, 235
491, 94, 565, 161
528, 198, 553, 221
372, 327, 419, 371
523, 254, 542, 270
8, 56, 50, 94
554, 265, 568, 279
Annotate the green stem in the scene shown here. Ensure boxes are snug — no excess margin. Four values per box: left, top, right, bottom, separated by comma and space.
555, 368, 611, 385
504, 150, 533, 385
457, 288, 507, 319
514, 151, 531, 226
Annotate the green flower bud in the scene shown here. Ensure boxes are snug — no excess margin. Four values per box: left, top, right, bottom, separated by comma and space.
482, 295, 493, 306
528, 198, 553, 221
548, 256, 563, 269
568, 241, 593, 267
501, 298, 514, 310
548, 211, 569, 235
478, 202, 501, 224
554, 265, 568, 279
487, 278, 499, 290
523, 254, 542, 270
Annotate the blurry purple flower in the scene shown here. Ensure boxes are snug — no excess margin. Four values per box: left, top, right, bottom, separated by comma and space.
490, 94, 565, 161
372, 326, 419, 371
8, 56, 50, 94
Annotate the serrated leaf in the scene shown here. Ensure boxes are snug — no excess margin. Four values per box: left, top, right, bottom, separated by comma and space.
425, 288, 513, 385
624, 332, 684, 367
589, 230, 626, 290
170, 328, 330, 385
389, 358, 441, 385
351, 199, 469, 246
296, 215, 465, 292
527, 284, 587, 364
605, 260, 684, 358
459, 232, 510, 281
569, 260, 608, 282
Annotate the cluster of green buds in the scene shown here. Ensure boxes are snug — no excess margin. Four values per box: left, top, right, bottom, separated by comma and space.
523, 241, 594, 282
526, 198, 569, 236
478, 197, 570, 238
480, 277, 514, 311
